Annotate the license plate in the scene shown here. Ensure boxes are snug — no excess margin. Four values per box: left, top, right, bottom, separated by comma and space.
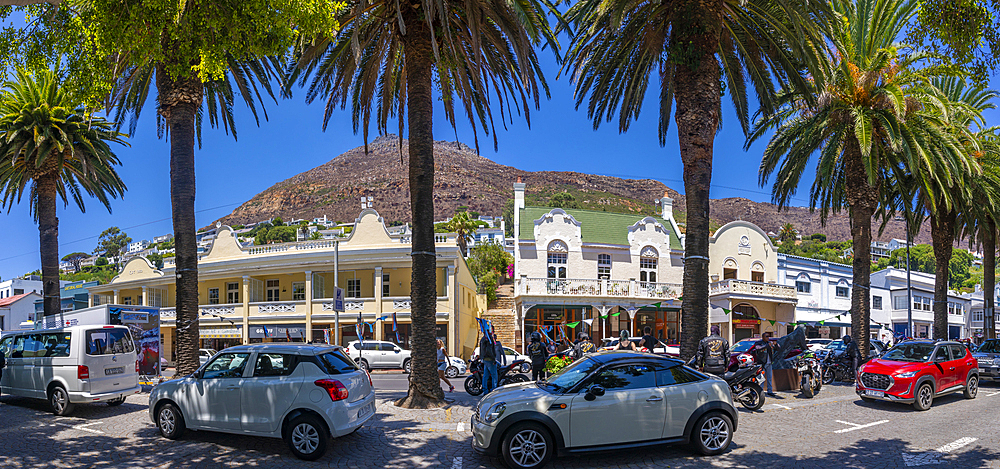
980, 368, 986, 373
358, 402, 375, 419
864, 390, 884, 398
105, 367, 125, 375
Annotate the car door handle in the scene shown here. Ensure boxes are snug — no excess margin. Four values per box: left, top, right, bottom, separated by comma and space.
646, 397, 663, 402
949, 367, 956, 371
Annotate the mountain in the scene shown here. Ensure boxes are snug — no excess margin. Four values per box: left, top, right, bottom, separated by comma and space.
213, 135, 935, 245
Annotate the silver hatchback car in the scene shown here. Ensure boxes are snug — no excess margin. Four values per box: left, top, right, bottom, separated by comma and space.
149, 344, 375, 460
472, 351, 738, 469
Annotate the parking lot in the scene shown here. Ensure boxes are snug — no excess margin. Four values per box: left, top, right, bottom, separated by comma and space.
1, 373, 998, 469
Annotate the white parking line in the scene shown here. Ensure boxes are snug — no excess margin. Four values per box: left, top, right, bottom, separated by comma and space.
986, 391, 1000, 397
902, 437, 978, 466
834, 419, 889, 434
48, 421, 104, 434
451, 456, 463, 469
456, 422, 465, 432
771, 404, 792, 410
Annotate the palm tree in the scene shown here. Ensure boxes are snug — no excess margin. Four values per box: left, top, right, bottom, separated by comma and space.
751, 0, 970, 356
562, 0, 830, 358
290, 0, 556, 408
445, 211, 480, 256
0, 68, 127, 316
778, 223, 798, 245
959, 131, 1000, 340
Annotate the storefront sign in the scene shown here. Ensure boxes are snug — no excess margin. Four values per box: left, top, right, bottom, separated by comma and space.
733, 319, 759, 329
250, 324, 305, 339
202, 326, 243, 339
543, 311, 563, 321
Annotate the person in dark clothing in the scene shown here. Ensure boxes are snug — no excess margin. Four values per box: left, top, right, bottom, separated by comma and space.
574, 334, 597, 357
752, 332, 778, 396
527, 332, 549, 381
0, 344, 6, 402
492, 333, 507, 368
612, 329, 638, 351
687, 325, 730, 375
843, 335, 860, 379
480, 334, 498, 395
639, 326, 659, 352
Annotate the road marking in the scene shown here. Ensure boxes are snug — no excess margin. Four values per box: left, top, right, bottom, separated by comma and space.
445, 407, 453, 422
451, 457, 463, 469
456, 422, 465, 432
902, 437, 978, 466
986, 391, 1000, 397
834, 419, 889, 433
771, 404, 792, 410
49, 421, 104, 434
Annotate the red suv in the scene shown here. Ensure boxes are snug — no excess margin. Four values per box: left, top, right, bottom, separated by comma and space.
856, 340, 979, 411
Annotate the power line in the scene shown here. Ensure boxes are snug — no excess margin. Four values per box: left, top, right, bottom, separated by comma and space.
0, 201, 243, 264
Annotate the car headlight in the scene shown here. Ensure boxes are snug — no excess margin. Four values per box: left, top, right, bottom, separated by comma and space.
481, 402, 506, 424
895, 370, 918, 378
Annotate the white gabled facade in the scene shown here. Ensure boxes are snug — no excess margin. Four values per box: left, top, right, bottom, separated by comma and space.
870, 267, 970, 339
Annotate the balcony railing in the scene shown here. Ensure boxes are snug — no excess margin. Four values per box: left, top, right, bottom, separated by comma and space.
710, 279, 796, 300
518, 278, 682, 300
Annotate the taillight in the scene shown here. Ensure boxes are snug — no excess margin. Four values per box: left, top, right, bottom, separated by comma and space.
314, 379, 349, 402
136, 360, 140, 373
366, 370, 374, 389
78, 365, 90, 379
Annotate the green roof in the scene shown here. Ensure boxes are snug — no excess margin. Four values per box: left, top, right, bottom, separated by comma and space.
519, 206, 681, 249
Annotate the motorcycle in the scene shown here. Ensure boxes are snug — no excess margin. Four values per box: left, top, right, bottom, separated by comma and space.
797, 350, 823, 398
821, 351, 853, 384
721, 363, 767, 411
464, 358, 531, 396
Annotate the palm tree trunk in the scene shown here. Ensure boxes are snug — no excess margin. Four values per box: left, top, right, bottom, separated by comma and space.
845, 146, 875, 358
672, 9, 722, 359
36, 173, 61, 316
985, 220, 997, 340
158, 63, 204, 377
930, 209, 956, 340
396, 8, 445, 409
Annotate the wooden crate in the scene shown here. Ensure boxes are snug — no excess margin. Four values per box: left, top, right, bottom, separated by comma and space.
771, 367, 801, 391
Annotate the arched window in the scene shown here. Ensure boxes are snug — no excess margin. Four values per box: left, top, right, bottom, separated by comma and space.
547, 240, 568, 279
597, 254, 611, 279
640, 246, 658, 283
751, 262, 765, 283
795, 274, 811, 293
723, 258, 738, 280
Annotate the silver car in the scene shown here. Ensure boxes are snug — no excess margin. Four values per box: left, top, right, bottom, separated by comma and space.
149, 344, 375, 460
472, 351, 738, 469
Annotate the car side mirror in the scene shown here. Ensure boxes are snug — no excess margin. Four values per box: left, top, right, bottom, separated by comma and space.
585, 384, 605, 401
395, 348, 401, 353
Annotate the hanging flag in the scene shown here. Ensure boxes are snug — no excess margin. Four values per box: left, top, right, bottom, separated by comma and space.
285, 327, 292, 341
582, 318, 594, 326
393, 313, 401, 344
378, 316, 389, 322
768, 320, 776, 326
819, 320, 825, 326
567, 321, 581, 328
723, 308, 731, 315
262, 325, 271, 338
599, 315, 608, 319
611, 312, 621, 317
653, 302, 662, 308
666, 299, 673, 306
835, 315, 841, 320
324, 329, 330, 344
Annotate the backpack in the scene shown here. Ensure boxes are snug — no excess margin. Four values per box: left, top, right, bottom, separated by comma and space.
480, 338, 497, 361
576, 341, 596, 355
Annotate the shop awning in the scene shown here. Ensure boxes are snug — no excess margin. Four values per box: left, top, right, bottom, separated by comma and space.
202, 326, 243, 339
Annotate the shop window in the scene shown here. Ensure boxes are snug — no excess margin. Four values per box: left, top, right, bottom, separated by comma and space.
208, 288, 220, 305
547, 253, 567, 279
347, 279, 361, 298
292, 282, 306, 301
598, 254, 611, 280
266, 279, 280, 302
640, 258, 657, 283
796, 281, 811, 293
227, 282, 240, 304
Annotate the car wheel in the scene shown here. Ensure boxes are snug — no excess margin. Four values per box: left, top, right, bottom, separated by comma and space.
48, 385, 75, 416
356, 358, 370, 372
520, 363, 531, 373
691, 412, 733, 456
501, 422, 553, 469
157, 403, 186, 439
913, 383, 934, 411
445, 366, 459, 378
741, 383, 765, 411
107, 397, 126, 407
403, 359, 411, 374
964, 375, 978, 399
464, 375, 483, 396
285, 414, 328, 461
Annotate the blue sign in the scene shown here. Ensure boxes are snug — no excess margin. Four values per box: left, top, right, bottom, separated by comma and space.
334, 287, 345, 312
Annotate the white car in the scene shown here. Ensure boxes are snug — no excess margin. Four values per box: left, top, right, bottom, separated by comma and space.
445, 356, 467, 378
472, 351, 738, 468
0, 325, 142, 415
345, 340, 412, 372
149, 344, 375, 460
472, 346, 531, 373
806, 339, 833, 351
199, 348, 218, 365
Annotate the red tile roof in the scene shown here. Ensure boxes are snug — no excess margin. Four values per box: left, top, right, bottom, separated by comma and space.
0, 292, 36, 307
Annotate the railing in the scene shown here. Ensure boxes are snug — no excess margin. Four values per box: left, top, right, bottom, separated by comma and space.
251, 301, 304, 315
247, 239, 339, 255
398, 233, 457, 244
160, 305, 242, 319
710, 279, 797, 299
518, 278, 682, 300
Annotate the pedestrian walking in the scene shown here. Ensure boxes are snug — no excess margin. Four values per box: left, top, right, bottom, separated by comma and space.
639, 326, 659, 352
753, 332, 778, 396
527, 332, 548, 381
492, 333, 507, 369
687, 325, 730, 375
436, 339, 454, 393
843, 334, 860, 379
0, 342, 6, 402
480, 333, 498, 395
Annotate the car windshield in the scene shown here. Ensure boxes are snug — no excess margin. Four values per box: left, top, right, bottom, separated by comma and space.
882, 343, 936, 362
539, 356, 603, 393
825, 341, 846, 351
731, 341, 754, 353
978, 340, 1000, 354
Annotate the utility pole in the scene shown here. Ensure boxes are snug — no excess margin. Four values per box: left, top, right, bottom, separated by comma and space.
906, 215, 913, 339
334, 241, 340, 345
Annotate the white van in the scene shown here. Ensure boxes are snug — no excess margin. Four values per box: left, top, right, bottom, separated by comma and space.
0, 325, 142, 415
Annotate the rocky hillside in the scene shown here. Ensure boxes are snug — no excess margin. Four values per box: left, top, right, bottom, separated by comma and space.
213, 135, 934, 244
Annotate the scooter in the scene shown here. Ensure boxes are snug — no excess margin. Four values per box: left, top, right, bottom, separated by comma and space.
798, 350, 823, 398
464, 358, 531, 396
721, 361, 767, 411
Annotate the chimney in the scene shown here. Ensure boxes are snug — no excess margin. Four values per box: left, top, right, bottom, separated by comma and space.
660, 192, 673, 221
514, 177, 526, 210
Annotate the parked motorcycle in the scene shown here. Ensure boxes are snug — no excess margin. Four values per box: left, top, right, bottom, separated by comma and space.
721, 363, 767, 411
821, 351, 853, 384
464, 358, 531, 396
797, 350, 823, 398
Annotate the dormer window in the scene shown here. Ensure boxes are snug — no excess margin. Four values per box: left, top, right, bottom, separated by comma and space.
598, 254, 611, 280
640, 247, 658, 283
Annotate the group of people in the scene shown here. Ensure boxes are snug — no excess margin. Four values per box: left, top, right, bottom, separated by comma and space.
687, 325, 785, 397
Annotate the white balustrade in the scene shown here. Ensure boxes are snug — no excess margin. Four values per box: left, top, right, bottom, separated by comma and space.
517, 278, 682, 300
256, 302, 298, 314
393, 299, 412, 310
709, 279, 796, 299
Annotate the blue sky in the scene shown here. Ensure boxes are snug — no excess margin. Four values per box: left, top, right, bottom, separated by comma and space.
1, 48, 999, 280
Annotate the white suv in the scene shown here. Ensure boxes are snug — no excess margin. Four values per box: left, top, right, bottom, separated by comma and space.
346, 341, 412, 373
149, 344, 375, 460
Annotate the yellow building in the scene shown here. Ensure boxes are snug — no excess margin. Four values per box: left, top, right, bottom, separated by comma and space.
88, 209, 484, 363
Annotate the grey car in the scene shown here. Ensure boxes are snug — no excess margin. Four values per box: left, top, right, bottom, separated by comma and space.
471, 351, 738, 469
973, 339, 1000, 381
